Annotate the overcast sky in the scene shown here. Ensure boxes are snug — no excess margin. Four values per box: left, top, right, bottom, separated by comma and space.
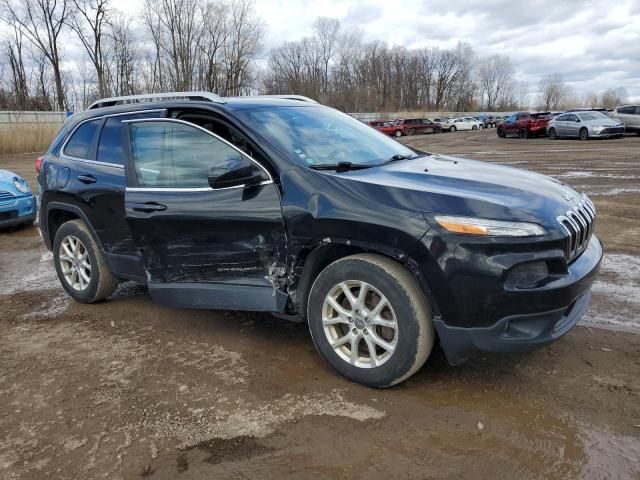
85, 0, 640, 101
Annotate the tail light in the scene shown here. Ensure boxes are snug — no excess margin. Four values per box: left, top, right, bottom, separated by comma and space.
36, 156, 43, 174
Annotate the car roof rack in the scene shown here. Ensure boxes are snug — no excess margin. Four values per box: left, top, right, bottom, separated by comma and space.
88, 91, 226, 110
245, 94, 318, 104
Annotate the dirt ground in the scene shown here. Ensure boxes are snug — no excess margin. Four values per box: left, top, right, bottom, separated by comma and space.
1, 130, 639, 479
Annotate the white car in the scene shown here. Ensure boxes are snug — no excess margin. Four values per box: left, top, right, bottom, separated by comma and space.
450, 117, 483, 132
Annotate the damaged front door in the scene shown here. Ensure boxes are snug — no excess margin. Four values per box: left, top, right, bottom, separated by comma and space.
122, 118, 288, 311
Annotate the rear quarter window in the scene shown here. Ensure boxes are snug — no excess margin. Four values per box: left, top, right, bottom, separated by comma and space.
63, 119, 102, 159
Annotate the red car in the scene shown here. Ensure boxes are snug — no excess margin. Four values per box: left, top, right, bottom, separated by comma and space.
497, 112, 551, 139
395, 118, 442, 136
369, 118, 442, 137
368, 120, 403, 137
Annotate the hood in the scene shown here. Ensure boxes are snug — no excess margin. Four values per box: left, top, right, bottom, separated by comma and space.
0, 169, 20, 184
335, 155, 582, 228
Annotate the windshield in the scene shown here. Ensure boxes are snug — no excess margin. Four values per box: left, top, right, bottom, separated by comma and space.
236, 106, 416, 167
579, 112, 610, 121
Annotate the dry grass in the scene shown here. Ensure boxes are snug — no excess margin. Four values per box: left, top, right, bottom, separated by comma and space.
0, 123, 61, 155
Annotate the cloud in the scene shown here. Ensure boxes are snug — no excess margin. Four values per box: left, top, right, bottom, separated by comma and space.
254, 0, 640, 100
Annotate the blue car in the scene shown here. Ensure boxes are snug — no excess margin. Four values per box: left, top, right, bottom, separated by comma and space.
0, 169, 36, 229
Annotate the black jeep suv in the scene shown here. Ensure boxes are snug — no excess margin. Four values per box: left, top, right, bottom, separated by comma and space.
37, 92, 602, 387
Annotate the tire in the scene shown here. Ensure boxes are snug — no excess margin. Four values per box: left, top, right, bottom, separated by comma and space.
394, 130, 402, 138
307, 254, 435, 388
497, 128, 505, 138
472, 125, 478, 130
53, 219, 118, 303
450, 126, 456, 132
405, 128, 415, 136
519, 128, 529, 139
548, 128, 558, 140
579, 128, 589, 141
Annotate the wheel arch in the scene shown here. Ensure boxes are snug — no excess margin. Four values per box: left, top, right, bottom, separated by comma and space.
291, 238, 442, 324
45, 202, 104, 252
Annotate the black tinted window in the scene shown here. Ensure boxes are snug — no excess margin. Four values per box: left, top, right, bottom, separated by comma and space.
97, 112, 161, 165
129, 121, 245, 188
618, 106, 635, 114
64, 119, 102, 159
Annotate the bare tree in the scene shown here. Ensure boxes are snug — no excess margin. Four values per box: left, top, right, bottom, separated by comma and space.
478, 54, 513, 110
538, 73, 571, 111
108, 15, 137, 95
601, 87, 627, 109
67, 0, 111, 98
312, 17, 339, 100
1, 0, 70, 109
224, 0, 264, 95
5, 26, 29, 108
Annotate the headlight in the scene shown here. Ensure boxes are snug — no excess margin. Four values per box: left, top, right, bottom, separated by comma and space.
13, 177, 31, 194
434, 215, 546, 237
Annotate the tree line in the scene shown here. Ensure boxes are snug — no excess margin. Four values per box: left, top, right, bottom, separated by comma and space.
0, 0, 630, 112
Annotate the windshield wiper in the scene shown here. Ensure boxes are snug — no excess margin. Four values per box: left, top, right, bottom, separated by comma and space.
309, 161, 378, 172
384, 153, 427, 164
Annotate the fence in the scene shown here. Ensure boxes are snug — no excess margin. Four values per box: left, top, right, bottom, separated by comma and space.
0, 111, 68, 155
0, 111, 68, 129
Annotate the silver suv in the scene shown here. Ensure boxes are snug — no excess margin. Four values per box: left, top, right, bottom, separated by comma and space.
611, 105, 640, 135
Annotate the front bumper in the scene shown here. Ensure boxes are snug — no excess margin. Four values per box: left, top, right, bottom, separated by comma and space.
429, 235, 602, 365
590, 127, 625, 137
0, 194, 36, 229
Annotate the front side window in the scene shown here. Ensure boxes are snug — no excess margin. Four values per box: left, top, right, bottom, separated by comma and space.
128, 121, 246, 188
235, 106, 415, 167
64, 119, 102, 159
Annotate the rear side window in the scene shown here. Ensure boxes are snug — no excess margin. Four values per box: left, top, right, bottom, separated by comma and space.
97, 111, 162, 165
128, 121, 246, 188
617, 106, 635, 115
64, 119, 102, 159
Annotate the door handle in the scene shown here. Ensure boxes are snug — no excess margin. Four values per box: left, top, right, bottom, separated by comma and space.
132, 202, 167, 213
77, 174, 97, 184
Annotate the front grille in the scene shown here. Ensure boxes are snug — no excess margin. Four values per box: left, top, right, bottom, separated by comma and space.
0, 191, 15, 201
600, 127, 624, 135
556, 194, 596, 262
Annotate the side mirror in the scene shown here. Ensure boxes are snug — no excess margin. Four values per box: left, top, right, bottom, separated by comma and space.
208, 156, 265, 189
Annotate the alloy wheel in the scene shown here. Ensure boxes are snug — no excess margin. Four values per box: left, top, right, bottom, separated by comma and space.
59, 235, 92, 291
322, 280, 398, 368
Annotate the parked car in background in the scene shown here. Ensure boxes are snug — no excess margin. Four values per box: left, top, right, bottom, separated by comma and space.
450, 117, 483, 132
394, 118, 441, 136
483, 115, 499, 128
497, 112, 551, 138
433, 117, 455, 131
611, 105, 640, 135
547, 111, 625, 140
368, 120, 402, 137
0, 169, 36, 229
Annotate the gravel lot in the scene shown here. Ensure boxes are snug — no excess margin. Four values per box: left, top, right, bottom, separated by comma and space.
1, 130, 639, 479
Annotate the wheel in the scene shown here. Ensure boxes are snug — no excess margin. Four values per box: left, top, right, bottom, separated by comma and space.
472, 125, 478, 130
497, 128, 505, 138
450, 126, 456, 132
579, 128, 589, 141
53, 219, 118, 303
519, 128, 528, 139
405, 128, 415, 136
548, 128, 558, 140
307, 254, 435, 388
394, 130, 402, 138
